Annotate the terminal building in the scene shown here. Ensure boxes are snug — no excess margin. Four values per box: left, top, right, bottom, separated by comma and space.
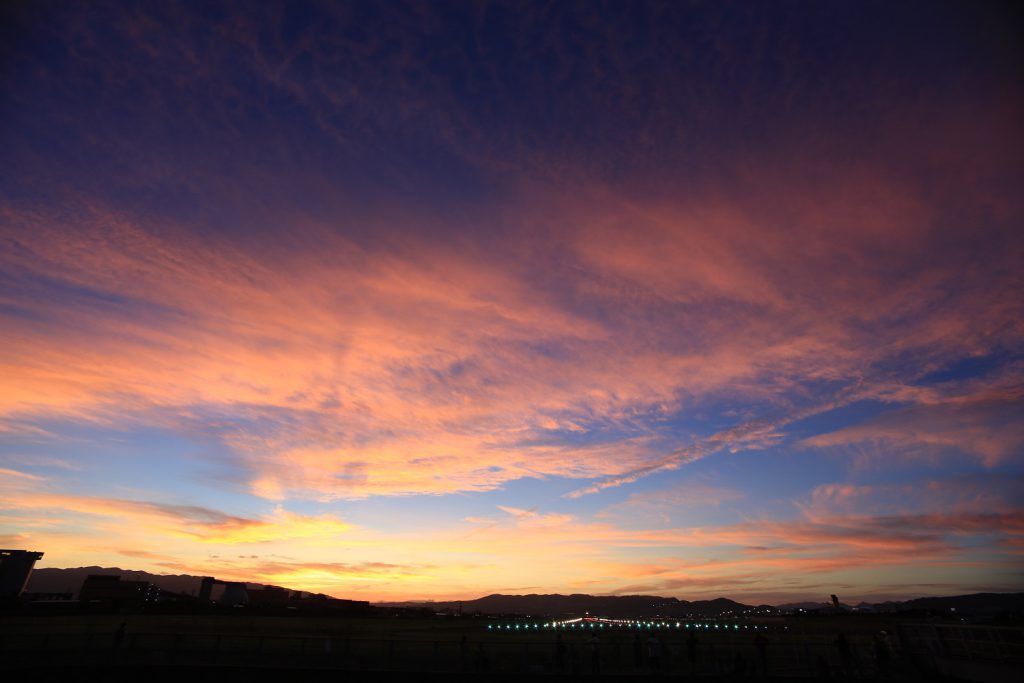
0, 549, 44, 599
198, 576, 250, 605
79, 574, 159, 606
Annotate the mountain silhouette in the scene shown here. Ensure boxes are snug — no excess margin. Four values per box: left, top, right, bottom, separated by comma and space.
27, 567, 1024, 617
378, 593, 753, 618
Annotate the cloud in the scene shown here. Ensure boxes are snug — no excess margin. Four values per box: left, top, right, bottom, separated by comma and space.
1, 491, 351, 545
3, 109, 1022, 501
586, 506, 1024, 599
0, 467, 44, 481
803, 391, 1024, 466
598, 481, 745, 524
566, 419, 787, 498
803, 474, 1023, 518
488, 505, 574, 529
1, 0, 1022, 602
9, 471, 1020, 601
117, 549, 174, 560
167, 558, 438, 587
0, 533, 32, 547
496, 505, 536, 518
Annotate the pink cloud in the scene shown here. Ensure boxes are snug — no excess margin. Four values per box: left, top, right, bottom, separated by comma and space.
1, 99, 1022, 504
803, 391, 1024, 467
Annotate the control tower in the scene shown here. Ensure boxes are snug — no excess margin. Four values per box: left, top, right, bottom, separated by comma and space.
0, 549, 44, 599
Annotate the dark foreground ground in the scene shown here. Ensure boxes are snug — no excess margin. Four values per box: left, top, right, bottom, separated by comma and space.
2, 611, 1020, 681
0, 665, 977, 683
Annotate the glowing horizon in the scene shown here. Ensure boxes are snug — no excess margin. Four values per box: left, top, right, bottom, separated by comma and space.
1, 1, 1021, 604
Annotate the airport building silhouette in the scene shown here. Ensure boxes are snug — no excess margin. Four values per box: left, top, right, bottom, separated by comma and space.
0, 549, 44, 599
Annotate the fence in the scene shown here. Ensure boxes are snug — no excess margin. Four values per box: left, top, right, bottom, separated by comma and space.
897, 622, 1024, 682
0, 627, 897, 677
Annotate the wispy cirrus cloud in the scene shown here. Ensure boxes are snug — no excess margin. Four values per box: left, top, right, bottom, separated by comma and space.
0, 467, 44, 481
803, 391, 1024, 467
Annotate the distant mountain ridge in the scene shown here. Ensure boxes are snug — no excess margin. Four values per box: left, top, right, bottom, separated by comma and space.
874, 593, 1024, 614
26, 567, 1024, 617
380, 592, 1024, 617
378, 593, 753, 617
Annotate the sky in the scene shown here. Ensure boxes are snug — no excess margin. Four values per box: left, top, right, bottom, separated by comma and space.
1, 0, 1022, 605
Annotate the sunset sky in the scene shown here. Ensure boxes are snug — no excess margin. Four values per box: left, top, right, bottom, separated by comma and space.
1, 1, 1022, 604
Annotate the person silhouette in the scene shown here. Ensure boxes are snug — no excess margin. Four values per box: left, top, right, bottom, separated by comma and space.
873, 631, 891, 677
555, 632, 567, 672
475, 641, 489, 673
733, 651, 748, 677
834, 632, 852, 672
815, 654, 832, 680
754, 632, 769, 677
647, 632, 662, 671
113, 621, 127, 649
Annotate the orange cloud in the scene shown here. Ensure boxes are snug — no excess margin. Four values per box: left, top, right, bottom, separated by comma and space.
2, 490, 351, 545
3, 166, 1022, 501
